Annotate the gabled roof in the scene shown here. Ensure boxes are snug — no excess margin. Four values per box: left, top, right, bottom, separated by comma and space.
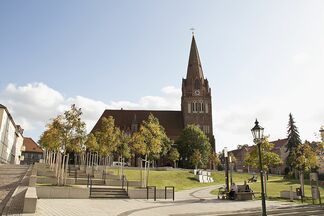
23, 137, 43, 153
91, 109, 184, 141
270, 138, 288, 150
186, 35, 204, 81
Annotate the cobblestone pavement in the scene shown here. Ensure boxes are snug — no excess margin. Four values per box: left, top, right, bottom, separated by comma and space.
21, 185, 317, 216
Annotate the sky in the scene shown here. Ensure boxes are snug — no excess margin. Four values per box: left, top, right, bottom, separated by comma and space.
0, 0, 323, 151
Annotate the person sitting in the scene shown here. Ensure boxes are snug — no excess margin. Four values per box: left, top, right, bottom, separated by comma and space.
229, 183, 238, 200
244, 180, 250, 192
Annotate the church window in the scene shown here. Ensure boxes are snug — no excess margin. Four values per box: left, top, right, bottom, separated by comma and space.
205, 103, 208, 113
197, 103, 201, 112
202, 103, 205, 112
188, 103, 191, 113
194, 79, 200, 90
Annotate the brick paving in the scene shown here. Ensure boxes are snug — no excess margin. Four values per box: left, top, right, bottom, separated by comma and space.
0, 164, 29, 214
21, 185, 312, 216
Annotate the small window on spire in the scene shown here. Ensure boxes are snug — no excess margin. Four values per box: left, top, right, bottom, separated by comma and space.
194, 79, 200, 90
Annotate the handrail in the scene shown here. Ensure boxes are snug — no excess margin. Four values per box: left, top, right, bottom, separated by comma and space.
146, 186, 157, 201
89, 176, 93, 198
165, 186, 175, 201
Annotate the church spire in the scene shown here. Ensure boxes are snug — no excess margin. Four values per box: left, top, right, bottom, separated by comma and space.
186, 35, 204, 80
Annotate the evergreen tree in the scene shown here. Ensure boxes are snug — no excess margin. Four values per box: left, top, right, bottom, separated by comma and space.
286, 113, 302, 170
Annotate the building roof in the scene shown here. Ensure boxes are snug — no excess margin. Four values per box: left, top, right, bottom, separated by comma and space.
23, 137, 43, 153
270, 138, 288, 151
0, 104, 24, 135
186, 35, 204, 81
91, 109, 184, 141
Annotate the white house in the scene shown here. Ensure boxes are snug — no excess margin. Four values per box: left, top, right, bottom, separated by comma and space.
0, 104, 24, 164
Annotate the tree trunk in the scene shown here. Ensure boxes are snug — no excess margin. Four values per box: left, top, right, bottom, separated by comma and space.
64, 154, 69, 185
146, 160, 150, 187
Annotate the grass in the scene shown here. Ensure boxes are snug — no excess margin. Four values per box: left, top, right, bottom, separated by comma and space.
109, 168, 254, 191
210, 175, 324, 205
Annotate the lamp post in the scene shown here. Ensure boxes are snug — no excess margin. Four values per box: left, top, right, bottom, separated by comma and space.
229, 156, 233, 186
319, 127, 324, 142
224, 147, 229, 192
251, 119, 267, 216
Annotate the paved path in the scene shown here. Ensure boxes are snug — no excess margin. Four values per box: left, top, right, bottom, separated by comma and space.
22, 185, 316, 216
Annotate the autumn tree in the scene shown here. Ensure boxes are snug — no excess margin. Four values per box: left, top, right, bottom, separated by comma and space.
177, 125, 212, 168
132, 113, 169, 186
190, 149, 202, 170
93, 116, 119, 159
289, 141, 318, 172
209, 152, 220, 170
244, 138, 282, 174
115, 129, 131, 177
168, 147, 180, 168
39, 104, 86, 185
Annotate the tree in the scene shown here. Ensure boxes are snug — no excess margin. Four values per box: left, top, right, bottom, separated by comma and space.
94, 116, 118, 157
209, 152, 220, 170
289, 141, 318, 172
115, 129, 131, 177
177, 124, 212, 168
133, 113, 169, 186
168, 147, 180, 168
244, 138, 282, 173
85, 133, 99, 152
286, 113, 302, 170
39, 104, 86, 185
190, 149, 202, 170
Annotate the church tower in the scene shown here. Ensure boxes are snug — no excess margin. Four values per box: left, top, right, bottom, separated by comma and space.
181, 35, 215, 149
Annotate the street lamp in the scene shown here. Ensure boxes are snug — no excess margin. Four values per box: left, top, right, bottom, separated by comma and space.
224, 147, 229, 193
229, 156, 233, 186
251, 119, 267, 216
319, 127, 324, 142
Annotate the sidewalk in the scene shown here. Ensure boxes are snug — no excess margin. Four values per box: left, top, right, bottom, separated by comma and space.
22, 185, 302, 216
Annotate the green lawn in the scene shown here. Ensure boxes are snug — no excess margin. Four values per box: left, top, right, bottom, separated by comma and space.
109, 168, 254, 191
109, 168, 323, 204
210, 175, 324, 205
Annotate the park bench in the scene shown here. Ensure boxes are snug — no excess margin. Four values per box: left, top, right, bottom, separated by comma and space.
235, 185, 255, 201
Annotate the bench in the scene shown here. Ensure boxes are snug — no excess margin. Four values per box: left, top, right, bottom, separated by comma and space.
235, 185, 254, 201
23, 187, 37, 213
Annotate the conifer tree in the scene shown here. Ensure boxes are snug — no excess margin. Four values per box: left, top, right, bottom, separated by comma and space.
286, 113, 302, 170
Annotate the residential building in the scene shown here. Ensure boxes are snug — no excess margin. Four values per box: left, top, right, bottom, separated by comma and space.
0, 104, 24, 164
20, 137, 43, 165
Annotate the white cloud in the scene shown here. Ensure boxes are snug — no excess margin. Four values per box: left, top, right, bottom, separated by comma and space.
0, 82, 181, 138
1, 81, 322, 152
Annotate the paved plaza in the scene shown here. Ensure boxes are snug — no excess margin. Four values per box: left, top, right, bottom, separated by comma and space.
22, 185, 321, 216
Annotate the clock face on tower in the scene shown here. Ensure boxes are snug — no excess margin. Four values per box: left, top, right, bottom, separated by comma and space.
194, 89, 200, 96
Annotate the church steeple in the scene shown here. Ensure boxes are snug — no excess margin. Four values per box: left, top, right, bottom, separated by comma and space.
186, 35, 204, 81
181, 35, 215, 150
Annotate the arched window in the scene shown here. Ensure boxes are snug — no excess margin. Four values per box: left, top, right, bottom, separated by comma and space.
194, 79, 200, 90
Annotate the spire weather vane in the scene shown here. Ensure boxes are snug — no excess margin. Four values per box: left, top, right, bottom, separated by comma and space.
190, 28, 195, 35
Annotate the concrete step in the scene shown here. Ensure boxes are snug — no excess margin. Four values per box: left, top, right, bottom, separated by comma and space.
90, 187, 128, 199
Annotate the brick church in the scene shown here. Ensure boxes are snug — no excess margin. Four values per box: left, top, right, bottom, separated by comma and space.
92, 36, 215, 149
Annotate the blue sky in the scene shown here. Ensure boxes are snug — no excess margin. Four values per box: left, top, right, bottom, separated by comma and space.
1, 0, 324, 151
